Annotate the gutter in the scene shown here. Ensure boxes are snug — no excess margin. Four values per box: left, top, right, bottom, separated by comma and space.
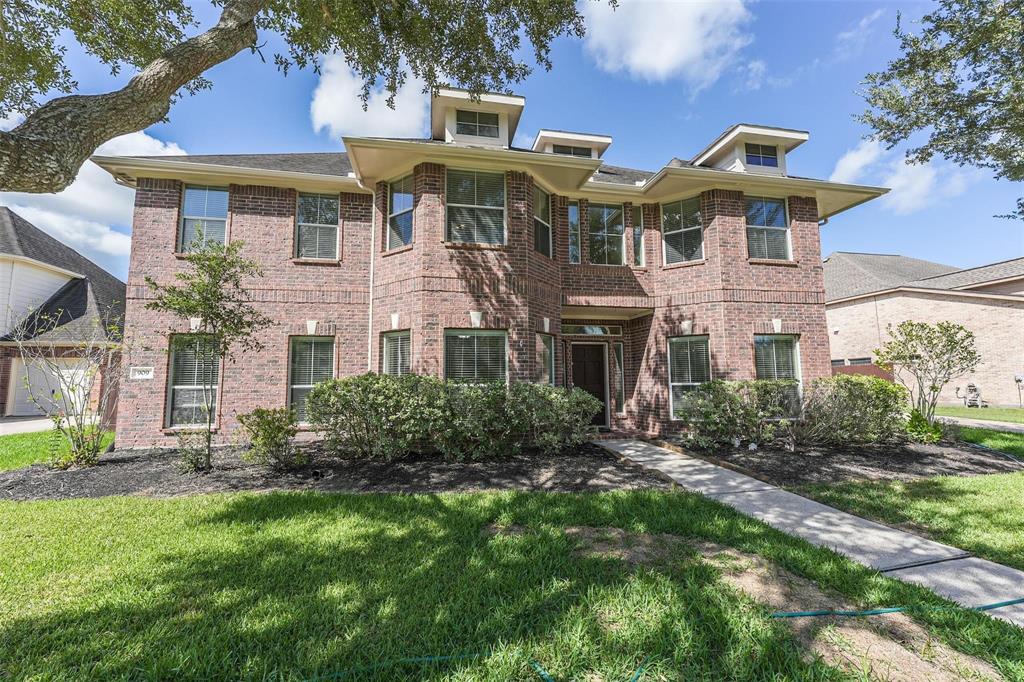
826, 286, 1024, 306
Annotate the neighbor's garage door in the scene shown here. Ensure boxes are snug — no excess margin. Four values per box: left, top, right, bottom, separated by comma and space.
6, 358, 88, 417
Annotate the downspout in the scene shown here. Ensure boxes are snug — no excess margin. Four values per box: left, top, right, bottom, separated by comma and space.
366, 187, 377, 371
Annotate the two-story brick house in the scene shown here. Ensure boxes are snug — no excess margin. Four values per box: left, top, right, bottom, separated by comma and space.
94, 89, 885, 447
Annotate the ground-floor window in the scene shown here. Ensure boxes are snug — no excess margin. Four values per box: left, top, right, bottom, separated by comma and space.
382, 331, 411, 376
668, 335, 710, 418
167, 335, 220, 427
444, 330, 507, 382
289, 337, 335, 421
754, 334, 801, 412
613, 341, 625, 414
538, 334, 554, 385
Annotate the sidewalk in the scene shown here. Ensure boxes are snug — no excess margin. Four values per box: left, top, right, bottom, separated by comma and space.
939, 416, 1024, 434
598, 439, 1024, 628
0, 417, 52, 436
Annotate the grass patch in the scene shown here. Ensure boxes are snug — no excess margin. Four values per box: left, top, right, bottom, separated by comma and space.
0, 430, 114, 471
936, 405, 1024, 424
959, 427, 1024, 458
2, 491, 1023, 680
798, 472, 1024, 575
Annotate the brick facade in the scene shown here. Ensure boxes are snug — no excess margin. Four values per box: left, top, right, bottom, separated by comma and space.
118, 166, 833, 446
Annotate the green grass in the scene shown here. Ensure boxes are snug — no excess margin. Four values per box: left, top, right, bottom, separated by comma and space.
936, 405, 1024, 424
2, 491, 1023, 680
0, 430, 114, 471
958, 427, 1024, 458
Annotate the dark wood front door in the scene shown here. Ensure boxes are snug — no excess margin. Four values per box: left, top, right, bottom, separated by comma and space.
572, 344, 608, 426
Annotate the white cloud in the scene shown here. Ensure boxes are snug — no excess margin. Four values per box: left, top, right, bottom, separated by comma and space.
0, 131, 185, 277
581, 0, 752, 89
743, 60, 766, 90
880, 159, 974, 215
311, 55, 430, 139
833, 9, 886, 62
829, 139, 884, 183
0, 111, 25, 131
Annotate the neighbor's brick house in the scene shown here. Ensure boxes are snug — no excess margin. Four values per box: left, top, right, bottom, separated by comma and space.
95, 89, 885, 447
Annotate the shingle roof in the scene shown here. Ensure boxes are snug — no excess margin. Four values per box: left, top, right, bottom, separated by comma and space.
0, 207, 125, 342
908, 257, 1024, 290
822, 252, 959, 302
132, 152, 354, 177
590, 163, 655, 186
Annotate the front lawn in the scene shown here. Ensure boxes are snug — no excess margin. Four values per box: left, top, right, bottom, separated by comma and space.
0, 430, 114, 471
2, 491, 1023, 680
936, 405, 1024, 424
959, 427, 1024, 458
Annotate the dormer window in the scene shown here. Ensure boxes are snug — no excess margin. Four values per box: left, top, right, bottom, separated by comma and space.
552, 144, 592, 158
744, 143, 779, 168
455, 110, 499, 138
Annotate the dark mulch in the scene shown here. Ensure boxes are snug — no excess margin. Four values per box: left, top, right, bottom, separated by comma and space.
0, 442, 670, 502
669, 439, 1024, 487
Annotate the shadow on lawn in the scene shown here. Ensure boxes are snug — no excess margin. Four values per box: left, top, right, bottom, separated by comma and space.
3, 491, 1022, 680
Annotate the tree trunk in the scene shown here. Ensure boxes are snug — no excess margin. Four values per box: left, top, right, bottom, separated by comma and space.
0, 0, 266, 193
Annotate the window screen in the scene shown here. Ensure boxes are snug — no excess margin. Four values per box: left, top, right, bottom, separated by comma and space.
296, 193, 339, 259
533, 186, 552, 257
587, 203, 625, 265
180, 186, 228, 251
745, 196, 790, 260
446, 170, 505, 244
668, 336, 710, 417
383, 331, 411, 376
289, 337, 335, 421
662, 197, 702, 264
444, 330, 507, 382
388, 175, 414, 250
167, 335, 220, 426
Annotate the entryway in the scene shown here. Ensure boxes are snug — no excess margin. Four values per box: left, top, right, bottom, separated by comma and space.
571, 343, 609, 427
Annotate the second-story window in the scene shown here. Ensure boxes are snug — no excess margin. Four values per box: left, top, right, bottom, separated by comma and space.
296, 193, 339, 259
552, 144, 592, 158
180, 186, 228, 252
455, 110, 499, 138
662, 197, 703, 264
745, 196, 790, 260
388, 175, 414, 250
631, 205, 644, 266
587, 203, 625, 265
568, 201, 581, 264
533, 186, 552, 258
446, 169, 505, 245
745, 143, 779, 168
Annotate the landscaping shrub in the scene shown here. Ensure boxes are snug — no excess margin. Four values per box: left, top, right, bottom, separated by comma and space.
907, 408, 943, 443
305, 373, 601, 461
797, 375, 908, 445
672, 379, 799, 449
237, 407, 302, 468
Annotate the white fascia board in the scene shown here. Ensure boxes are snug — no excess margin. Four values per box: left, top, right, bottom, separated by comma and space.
531, 130, 613, 153
692, 124, 809, 166
826, 286, 1024, 306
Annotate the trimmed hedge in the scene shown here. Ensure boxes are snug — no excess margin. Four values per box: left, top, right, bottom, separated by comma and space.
672, 379, 799, 450
305, 373, 602, 461
798, 374, 908, 445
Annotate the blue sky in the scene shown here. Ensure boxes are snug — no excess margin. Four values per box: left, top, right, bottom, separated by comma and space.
2, 0, 1022, 279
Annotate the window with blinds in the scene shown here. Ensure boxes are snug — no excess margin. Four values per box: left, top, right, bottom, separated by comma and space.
754, 335, 801, 414
383, 331, 411, 376
296, 193, 339, 259
614, 341, 625, 414
588, 203, 625, 265
289, 337, 335, 421
388, 175, 414, 250
568, 201, 581, 264
662, 197, 703, 264
631, 205, 644, 266
745, 197, 790, 260
446, 170, 505, 244
538, 334, 554, 385
444, 330, 507, 382
179, 186, 228, 252
668, 336, 711, 418
167, 335, 220, 427
533, 186, 552, 257
455, 110, 499, 138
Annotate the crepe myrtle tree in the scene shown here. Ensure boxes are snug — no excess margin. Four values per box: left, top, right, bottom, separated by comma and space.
145, 234, 271, 471
9, 306, 124, 467
874, 320, 981, 424
0, 0, 587, 193
859, 0, 1024, 219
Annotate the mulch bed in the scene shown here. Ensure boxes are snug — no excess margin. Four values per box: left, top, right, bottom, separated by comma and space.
0, 442, 670, 502
666, 439, 1024, 487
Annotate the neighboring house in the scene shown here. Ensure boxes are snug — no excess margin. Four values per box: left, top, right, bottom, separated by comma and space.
0, 207, 126, 418
94, 89, 885, 447
824, 251, 1024, 407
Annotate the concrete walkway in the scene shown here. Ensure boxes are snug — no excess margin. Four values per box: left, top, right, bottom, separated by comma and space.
599, 439, 1024, 628
0, 417, 52, 436
939, 415, 1024, 434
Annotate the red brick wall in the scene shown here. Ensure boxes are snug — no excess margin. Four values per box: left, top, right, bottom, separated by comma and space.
119, 166, 832, 445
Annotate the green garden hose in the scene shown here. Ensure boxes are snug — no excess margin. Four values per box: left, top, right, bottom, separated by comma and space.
770, 595, 1024, 619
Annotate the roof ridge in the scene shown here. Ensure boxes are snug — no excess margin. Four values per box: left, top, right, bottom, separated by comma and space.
913, 255, 1024, 282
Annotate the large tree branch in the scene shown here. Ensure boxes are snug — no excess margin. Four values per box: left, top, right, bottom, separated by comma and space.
0, 0, 265, 193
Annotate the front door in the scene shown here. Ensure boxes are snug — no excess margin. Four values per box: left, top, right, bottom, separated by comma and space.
572, 344, 608, 426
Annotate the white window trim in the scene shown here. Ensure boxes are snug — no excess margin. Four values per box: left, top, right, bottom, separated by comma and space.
179, 185, 229, 252
613, 341, 625, 414
587, 202, 627, 266
539, 333, 555, 385
443, 329, 509, 383
668, 335, 712, 421
661, 197, 703, 266
165, 335, 220, 428
288, 336, 336, 422
744, 143, 780, 168
454, 110, 500, 139
745, 195, 792, 261
382, 330, 412, 376
444, 168, 508, 245
568, 200, 581, 264
534, 185, 553, 258
754, 333, 803, 395
295, 192, 340, 260
631, 205, 645, 267
387, 175, 415, 250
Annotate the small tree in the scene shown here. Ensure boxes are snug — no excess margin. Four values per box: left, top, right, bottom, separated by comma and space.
145, 237, 271, 471
9, 306, 124, 467
874, 320, 981, 424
